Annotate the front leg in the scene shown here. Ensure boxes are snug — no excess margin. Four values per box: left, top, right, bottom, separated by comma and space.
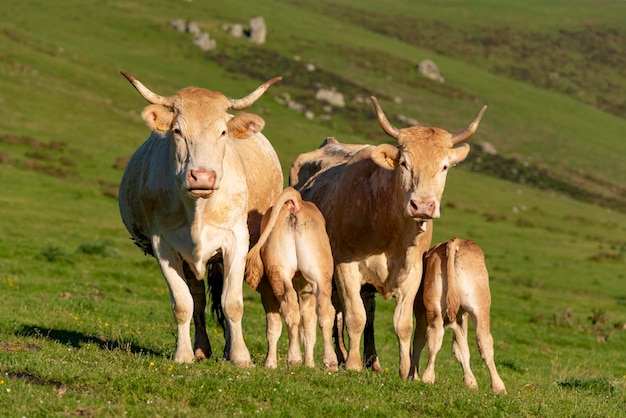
153, 238, 195, 363
335, 262, 366, 371
394, 269, 422, 379
221, 225, 254, 367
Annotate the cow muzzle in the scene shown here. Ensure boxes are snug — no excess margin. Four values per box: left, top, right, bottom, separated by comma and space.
408, 198, 439, 220
187, 168, 218, 198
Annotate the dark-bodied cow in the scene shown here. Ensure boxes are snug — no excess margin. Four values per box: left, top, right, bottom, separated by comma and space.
412, 237, 507, 394
290, 97, 486, 378
245, 187, 338, 370
118, 72, 283, 366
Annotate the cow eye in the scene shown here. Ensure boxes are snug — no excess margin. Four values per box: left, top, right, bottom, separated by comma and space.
400, 160, 409, 169
221, 130, 227, 137
442, 165, 449, 172
173, 128, 182, 136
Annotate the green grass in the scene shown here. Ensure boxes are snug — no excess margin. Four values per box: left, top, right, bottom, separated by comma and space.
1, 0, 625, 416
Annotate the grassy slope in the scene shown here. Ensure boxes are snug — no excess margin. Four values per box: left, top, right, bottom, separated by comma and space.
1, 0, 625, 416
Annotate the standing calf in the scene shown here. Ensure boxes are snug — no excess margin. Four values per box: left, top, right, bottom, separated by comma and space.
246, 187, 338, 371
412, 237, 507, 394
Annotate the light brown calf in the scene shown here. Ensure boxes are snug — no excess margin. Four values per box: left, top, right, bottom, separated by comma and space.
412, 238, 507, 394
246, 187, 338, 371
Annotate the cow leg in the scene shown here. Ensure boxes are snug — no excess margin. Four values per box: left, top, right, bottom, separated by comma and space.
451, 313, 478, 390
473, 311, 507, 394
257, 277, 282, 369
331, 285, 348, 365
183, 262, 212, 360
421, 307, 444, 384
315, 280, 339, 371
301, 271, 338, 371
361, 286, 382, 373
221, 231, 253, 367
280, 283, 303, 367
296, 279, 317, 368
411, 298, 428, 380
154, 241, 195, 363
394, 278, 422, 379
335, 262, 366, 371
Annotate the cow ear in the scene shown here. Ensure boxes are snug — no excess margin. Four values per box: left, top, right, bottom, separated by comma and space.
371, 143, 400, 170
449, 143, 470, 165
227, 113, 265, 139
142, 105, 174, 133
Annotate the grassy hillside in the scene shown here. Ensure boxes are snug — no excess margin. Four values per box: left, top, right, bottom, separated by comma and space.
1, 0, 625, 416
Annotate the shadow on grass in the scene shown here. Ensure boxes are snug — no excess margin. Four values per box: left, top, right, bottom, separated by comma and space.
15, 325, 164, 358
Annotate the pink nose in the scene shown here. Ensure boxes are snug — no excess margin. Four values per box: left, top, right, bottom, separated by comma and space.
409, 199, 436, 218
187, 168, 217, 190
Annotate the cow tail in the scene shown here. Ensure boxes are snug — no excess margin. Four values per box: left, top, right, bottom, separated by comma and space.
245, 187, 302, 290
207, 262, 226, 331
445, 237, 461, 323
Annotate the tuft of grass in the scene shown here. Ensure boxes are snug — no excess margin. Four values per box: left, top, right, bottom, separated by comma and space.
76, 240, 120, 258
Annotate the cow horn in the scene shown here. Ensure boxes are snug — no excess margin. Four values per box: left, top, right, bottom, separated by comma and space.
228, 77, 282, 110
120, 71, 174, 107
451, 105, 487, 145
371, 96, 400, 140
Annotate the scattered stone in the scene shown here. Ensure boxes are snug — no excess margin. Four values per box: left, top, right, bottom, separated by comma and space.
474, 141, 498, 155
315, 88, 345, 107
230, 23, 244, 38
186, 21, 201, 36
397, 114, 420, 127
418, 59, 445, 83
249, 16, 267, 44
169, 19, 187, 33
193, 32, 216, 51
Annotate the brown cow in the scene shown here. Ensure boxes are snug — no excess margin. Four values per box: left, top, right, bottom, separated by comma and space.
118, 72, 283, 366
245, 187, 338, 371
412, 238, 507, 394
290, 97, 487, 378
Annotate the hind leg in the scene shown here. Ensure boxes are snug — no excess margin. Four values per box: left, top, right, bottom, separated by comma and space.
303, 272, 338, 371
258, 277, 282, 368
411, 299, 428, 380
296, 279, 317, 368
280, 285, 303, 367
474, 311, 507, 394
362, 286, 382, 373
421, 307, 445, 384
184, 263, 212, 360
451, 313, 478, 389
332, 286, 348, 365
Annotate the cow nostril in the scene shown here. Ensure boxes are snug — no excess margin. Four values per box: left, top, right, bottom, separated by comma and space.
188, 169, 217, 188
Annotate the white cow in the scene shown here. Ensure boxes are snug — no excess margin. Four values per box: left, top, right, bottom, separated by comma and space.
118, 72, 283, 366
412, 237, 507, 394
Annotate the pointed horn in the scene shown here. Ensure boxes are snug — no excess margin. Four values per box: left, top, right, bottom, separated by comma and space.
229, 77, 282, 110
120, 71, 173, 107
451, 105, 487, 145
370, 96, 400, 140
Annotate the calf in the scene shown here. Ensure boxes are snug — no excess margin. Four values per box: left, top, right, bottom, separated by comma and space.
412, 237, 507, 394
246, 187, 338, 371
